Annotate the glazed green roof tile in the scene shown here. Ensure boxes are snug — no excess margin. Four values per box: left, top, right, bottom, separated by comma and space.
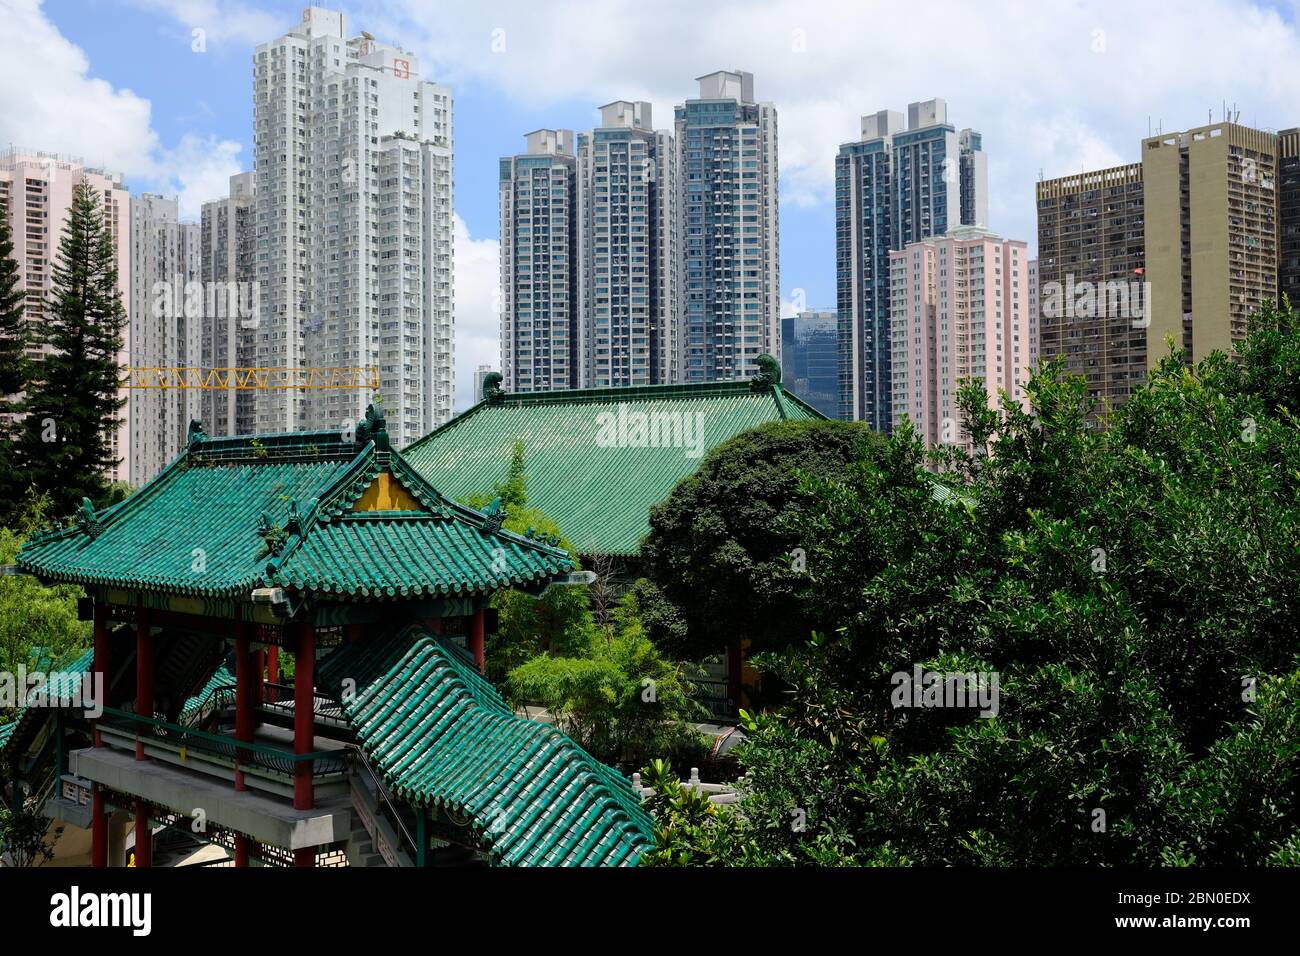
403, 380, 825, 556
17, 416, 573, 600
178, 656, 236, 725
317, 626, 654, 866
0, 720, 14, 751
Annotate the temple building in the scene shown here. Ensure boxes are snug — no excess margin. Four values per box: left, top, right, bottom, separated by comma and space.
403, 360, 825, 716
3, 407, 653, 867
404, 363, 824, 558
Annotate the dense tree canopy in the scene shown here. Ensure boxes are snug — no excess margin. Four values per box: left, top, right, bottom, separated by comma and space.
638, 419, 883, 660
644, 302, 1300, 866
16, 179, 127, 515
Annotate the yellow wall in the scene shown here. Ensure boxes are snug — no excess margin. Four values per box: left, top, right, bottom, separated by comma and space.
1141, 136, 1184, 365
350, 473, 423, 512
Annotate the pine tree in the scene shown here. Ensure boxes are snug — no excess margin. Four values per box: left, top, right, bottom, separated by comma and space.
17, 179, 127, 515
0, 196, 29, 506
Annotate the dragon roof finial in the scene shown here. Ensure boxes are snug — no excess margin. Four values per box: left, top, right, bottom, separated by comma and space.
751, 353, 781, 392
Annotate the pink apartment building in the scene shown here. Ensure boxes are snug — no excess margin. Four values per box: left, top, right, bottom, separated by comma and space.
0, 149, 131, 483
889, 226, 1038, 451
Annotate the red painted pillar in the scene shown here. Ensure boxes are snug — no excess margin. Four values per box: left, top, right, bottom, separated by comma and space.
293, 620, 316, 811
265, 645, 279, 703
469, 609, 485, 673
234, 834, 250, 867
234, 618, 253, 791
91, 785, 107, 867
134, 605, 153, 761
253, 647, 265, 729
133, 799, 151, 868
92, 602, 110, 747
293, 847, 315, 868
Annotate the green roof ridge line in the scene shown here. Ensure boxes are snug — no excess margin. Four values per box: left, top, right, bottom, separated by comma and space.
317, 624, 654, 866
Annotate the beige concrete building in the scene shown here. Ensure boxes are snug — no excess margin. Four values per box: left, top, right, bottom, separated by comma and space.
1035, 163, 1147, 413
1141, 122, 1278, 365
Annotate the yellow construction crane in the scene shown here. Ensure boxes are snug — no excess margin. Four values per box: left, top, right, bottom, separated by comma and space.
125, 367, 381, 390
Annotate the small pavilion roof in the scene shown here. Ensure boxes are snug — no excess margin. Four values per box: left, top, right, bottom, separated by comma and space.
317, 625, 654, 866
17, 409, 574, 601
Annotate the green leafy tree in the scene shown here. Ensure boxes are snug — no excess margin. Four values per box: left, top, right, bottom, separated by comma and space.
17, 178, 127, 515
0, 493, 91, 697
647, 301, 1300, 866
0, 800, 55, 868
639, 419, 883, 661
506, 589, 706, 768
461, 442, 595, 679
637, 759, 766, 867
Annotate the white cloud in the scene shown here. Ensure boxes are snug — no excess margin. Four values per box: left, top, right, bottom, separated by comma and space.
0, 0, 159, 175
152, 132, 243, 220
124, 0, 282, 47
0, 0, 246, 221
369, 0, 1300, 245
453, 214, 501, 411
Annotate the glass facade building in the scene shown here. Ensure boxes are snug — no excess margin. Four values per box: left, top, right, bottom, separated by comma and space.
780, 310, 840, 419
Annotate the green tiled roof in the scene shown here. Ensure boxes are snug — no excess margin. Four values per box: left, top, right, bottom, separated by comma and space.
178, 656, 235, 725
17, 415, 573, 600
318, 626, 654, 866
404, 380, 824, 555
0, 720, 14, 751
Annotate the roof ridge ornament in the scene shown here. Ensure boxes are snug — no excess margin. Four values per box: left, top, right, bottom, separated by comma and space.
187, 419, 206, 446
75, 497, 103, 539
750, 353, 781, 392
483, 371, 505, 404
355, 403, 390, 452
481, 496, 506, 533
257, 512, 288, 558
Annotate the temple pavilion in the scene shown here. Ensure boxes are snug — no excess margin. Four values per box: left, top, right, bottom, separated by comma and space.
402, 363, 826, 714
2, 407, 654, 867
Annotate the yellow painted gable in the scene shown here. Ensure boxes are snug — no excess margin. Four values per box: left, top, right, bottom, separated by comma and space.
350, 472, 424, 512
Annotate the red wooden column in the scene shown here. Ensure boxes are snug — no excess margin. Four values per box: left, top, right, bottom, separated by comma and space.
293, 620, 316, 811
234, 834, 250, 867
469, 609, 485, 672
265, 645, 279, 703
233, 617, 253, 791
293, 847, 315, 868
134, 603, 153, 761
92, 602, 110, 747
253, 647, 265, 728
91, 785, 107, 867
133, 799, 152, 867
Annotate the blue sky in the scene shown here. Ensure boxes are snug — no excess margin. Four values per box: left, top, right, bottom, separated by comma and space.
42, 0, 837, 308
6, 0, 1300, 407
